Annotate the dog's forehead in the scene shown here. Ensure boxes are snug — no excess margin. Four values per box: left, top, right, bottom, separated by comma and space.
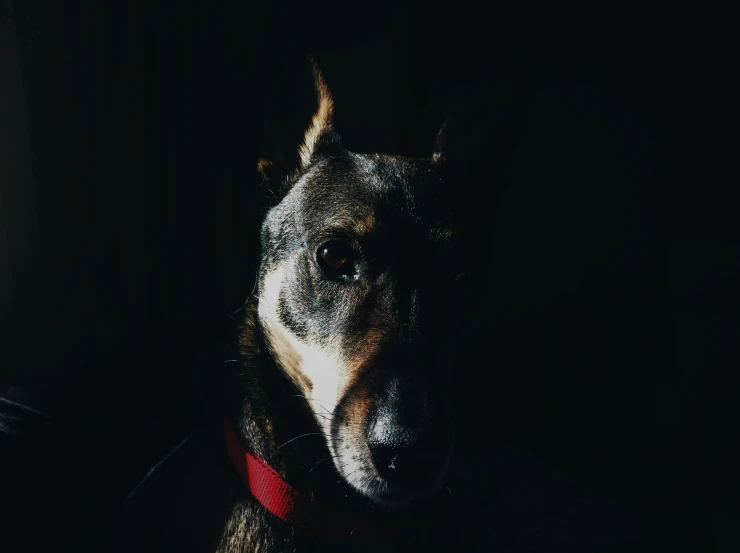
290, 152, 445, 233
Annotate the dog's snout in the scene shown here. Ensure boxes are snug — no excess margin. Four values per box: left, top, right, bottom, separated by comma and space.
367, 420, 444, 483
366, 375, 446, 485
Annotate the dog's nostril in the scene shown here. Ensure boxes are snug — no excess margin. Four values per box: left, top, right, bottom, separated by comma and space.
371, 444, 409, 477
367, 420, 445, 484
369, 440, 445, 484
370, 442, 440, 476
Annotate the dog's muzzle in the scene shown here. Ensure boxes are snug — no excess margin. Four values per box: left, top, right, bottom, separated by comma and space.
365, 374, 449, 496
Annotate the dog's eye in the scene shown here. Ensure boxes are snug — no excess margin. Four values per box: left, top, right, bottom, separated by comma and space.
317, 241, 356, 276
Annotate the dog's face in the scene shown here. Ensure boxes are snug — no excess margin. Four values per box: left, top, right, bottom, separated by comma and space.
255, 62, 476, 504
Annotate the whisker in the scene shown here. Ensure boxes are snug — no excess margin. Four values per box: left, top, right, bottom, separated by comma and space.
293, 395, 337, 408
306, 456, 335, 475
292, 395, 336, 418
277, 432, 324, 449
230, 271, 259, 317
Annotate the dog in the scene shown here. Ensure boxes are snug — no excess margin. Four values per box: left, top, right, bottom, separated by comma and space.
122, 58, 485, 553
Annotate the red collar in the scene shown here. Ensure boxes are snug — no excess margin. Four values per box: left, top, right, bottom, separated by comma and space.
224, 420, 401, 542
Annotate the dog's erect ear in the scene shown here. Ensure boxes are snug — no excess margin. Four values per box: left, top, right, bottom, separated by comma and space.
430, 82, 521, 235
257, 57, 339, 195
296, 59, 335, 169
431, 81, 519, 167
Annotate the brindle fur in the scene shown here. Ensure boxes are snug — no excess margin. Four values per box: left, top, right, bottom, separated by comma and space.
122, 59, 477, 553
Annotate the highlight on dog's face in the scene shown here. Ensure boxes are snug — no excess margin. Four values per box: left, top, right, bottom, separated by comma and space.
255, 62, 475, 504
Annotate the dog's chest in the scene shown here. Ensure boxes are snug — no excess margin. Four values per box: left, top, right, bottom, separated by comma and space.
214, 497, 397, 553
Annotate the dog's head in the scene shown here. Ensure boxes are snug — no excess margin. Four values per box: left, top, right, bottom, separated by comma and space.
255, 60, 480, 505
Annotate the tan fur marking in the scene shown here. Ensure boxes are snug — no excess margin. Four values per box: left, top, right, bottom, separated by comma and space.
339, 327, 390, 437
344, 386, 373, 432
298, 60, 334, 169
256, 158, 274, 181
261, 323, 312, 395
356, 214, 376, 234
347, 327, 387, 369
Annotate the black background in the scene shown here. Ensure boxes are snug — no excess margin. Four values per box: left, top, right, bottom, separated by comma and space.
2, 1, 738, 551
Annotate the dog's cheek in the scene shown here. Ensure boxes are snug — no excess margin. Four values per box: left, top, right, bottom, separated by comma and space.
311, 280, 362, 339
277, 256, 317, 340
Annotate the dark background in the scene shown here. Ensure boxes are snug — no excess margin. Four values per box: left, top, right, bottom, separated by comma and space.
2, 1, 738, 551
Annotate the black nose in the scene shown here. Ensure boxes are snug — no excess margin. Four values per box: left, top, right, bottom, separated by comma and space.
367, 425, 445, 484
366, 376, 447, 485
